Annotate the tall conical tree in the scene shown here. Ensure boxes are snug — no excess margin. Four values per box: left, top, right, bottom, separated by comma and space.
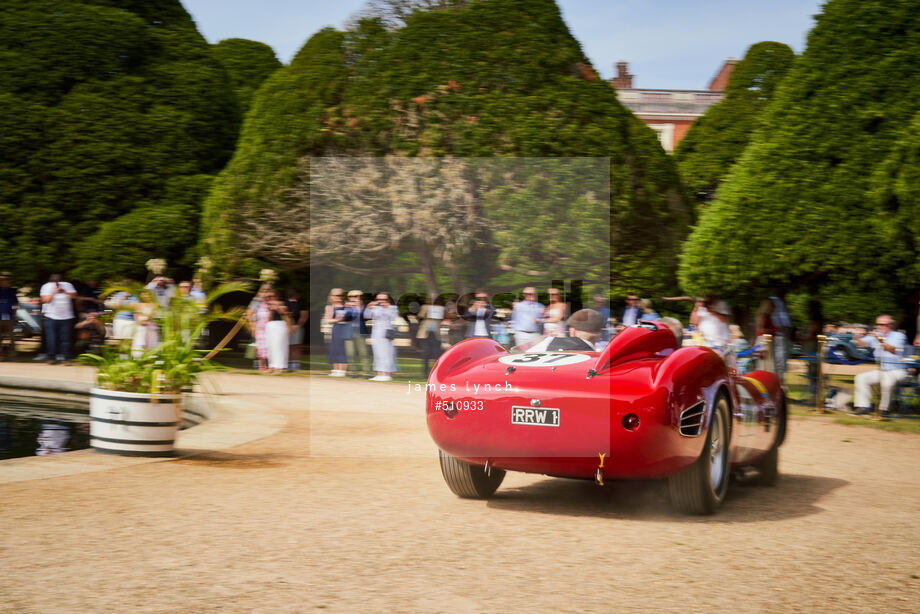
674, 41, 795, 207
869, 111, 920, 322
679, 0, 920, 320
211, 38, 282, 118
0, 0, 238, 281
199, 27, 350, 280
202, 0, 692, 297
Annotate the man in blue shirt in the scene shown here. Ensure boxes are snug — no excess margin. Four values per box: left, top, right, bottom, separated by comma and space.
347, 290, 371, 377
462, 291, 495, 339
770, 294, 792, 387
852, 314, 908, 416
620, 293, 641, 328
0, 272, 18, 359
511, 287, 544, 346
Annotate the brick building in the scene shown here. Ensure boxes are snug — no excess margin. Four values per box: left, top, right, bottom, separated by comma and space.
612, 59, 737, 153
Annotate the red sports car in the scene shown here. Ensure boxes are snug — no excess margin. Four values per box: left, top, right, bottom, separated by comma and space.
426, 321, 786, 514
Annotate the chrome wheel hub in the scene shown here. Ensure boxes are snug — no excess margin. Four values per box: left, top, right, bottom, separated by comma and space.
709, 407, 725, 488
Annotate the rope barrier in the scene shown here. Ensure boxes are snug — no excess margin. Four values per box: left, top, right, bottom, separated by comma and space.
735, 345, 764, 357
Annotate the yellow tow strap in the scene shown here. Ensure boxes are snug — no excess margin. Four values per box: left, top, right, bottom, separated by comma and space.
742, 376, 770, 397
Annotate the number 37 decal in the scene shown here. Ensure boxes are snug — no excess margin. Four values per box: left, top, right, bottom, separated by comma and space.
497, 352, 591, 367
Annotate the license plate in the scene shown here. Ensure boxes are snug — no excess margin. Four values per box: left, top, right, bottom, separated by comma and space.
511, 406, 560, 427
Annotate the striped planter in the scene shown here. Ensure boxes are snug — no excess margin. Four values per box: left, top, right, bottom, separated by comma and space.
89, 388, 182, 457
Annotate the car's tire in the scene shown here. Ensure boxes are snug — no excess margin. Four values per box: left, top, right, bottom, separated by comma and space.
755, 393, 785, 486
668, 394, 731, 515
438, 449, 505, 499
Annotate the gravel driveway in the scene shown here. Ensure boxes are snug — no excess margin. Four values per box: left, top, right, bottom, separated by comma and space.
1, 374, 918, 613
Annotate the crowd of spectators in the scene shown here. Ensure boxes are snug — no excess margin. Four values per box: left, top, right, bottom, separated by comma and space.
688, 296, 920, 415
313, 286, 920, 415
246, 283, 309, 375
318, 287, 674, 380
0, 272, 215, 364
4, 267, 919, 417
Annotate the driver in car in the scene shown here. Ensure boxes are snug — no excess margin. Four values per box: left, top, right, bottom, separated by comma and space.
524, 309, 603, 352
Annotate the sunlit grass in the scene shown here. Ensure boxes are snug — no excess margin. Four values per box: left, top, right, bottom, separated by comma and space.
786, 370, 920, 434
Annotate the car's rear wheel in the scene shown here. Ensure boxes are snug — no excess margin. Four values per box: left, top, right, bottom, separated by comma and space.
668, 394, 731, 514
438, 450, 505, 499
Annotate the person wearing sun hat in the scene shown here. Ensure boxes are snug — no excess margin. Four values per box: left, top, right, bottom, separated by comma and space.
851, 314, 909, 417
699, 299, 732, 354
521, 308, 603, 352
537, 308, 604, 352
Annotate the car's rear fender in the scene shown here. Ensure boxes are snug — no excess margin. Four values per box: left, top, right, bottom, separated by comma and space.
653, 346, 733, 451
431, 337, 507, 379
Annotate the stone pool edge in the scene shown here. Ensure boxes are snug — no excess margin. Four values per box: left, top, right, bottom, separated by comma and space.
0, 374, 288, 485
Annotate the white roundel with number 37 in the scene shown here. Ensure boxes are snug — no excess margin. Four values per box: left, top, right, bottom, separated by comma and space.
497, 352, 592, 367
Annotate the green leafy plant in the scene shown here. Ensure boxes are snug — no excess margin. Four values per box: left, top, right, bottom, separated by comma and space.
79, 281, 248, 393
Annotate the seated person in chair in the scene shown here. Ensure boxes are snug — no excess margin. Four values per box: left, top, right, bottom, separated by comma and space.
74, 311, 106, 356
851, 315, 908, 416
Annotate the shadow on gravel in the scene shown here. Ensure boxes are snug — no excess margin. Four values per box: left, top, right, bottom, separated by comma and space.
487, 474, 848, 522
172, 451, 290, 469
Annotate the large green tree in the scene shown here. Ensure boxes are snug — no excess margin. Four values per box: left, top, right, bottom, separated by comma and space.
0, 0, 238, 282
679, 0, 920, 321
202, 0, 691, 298
867, 111, 920, 327
674, 41, 795, 207
211, 38, 282, 118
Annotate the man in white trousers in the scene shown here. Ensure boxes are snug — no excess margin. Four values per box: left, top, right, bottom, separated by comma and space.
851, 314, 908, 417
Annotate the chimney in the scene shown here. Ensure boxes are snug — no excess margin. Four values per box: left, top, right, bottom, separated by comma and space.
707, 58, 738, 91
611, 61, 634, 89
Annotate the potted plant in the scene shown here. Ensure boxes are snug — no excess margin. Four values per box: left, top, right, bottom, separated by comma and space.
80, 281, 247, 456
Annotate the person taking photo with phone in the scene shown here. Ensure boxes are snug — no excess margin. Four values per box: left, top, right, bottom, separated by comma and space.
39, 273, 77, 364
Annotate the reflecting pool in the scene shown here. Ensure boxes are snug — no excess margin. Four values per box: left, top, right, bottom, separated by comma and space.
0, 394, 90, 460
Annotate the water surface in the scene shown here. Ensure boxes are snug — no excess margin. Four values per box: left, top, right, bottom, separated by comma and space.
0, 394, 90, 460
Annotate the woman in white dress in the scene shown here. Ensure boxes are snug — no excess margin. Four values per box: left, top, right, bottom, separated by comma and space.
263, 289, 291, 374
130, 290, 160, 359
366, 292, 398, 381
543, 288, 568, 336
